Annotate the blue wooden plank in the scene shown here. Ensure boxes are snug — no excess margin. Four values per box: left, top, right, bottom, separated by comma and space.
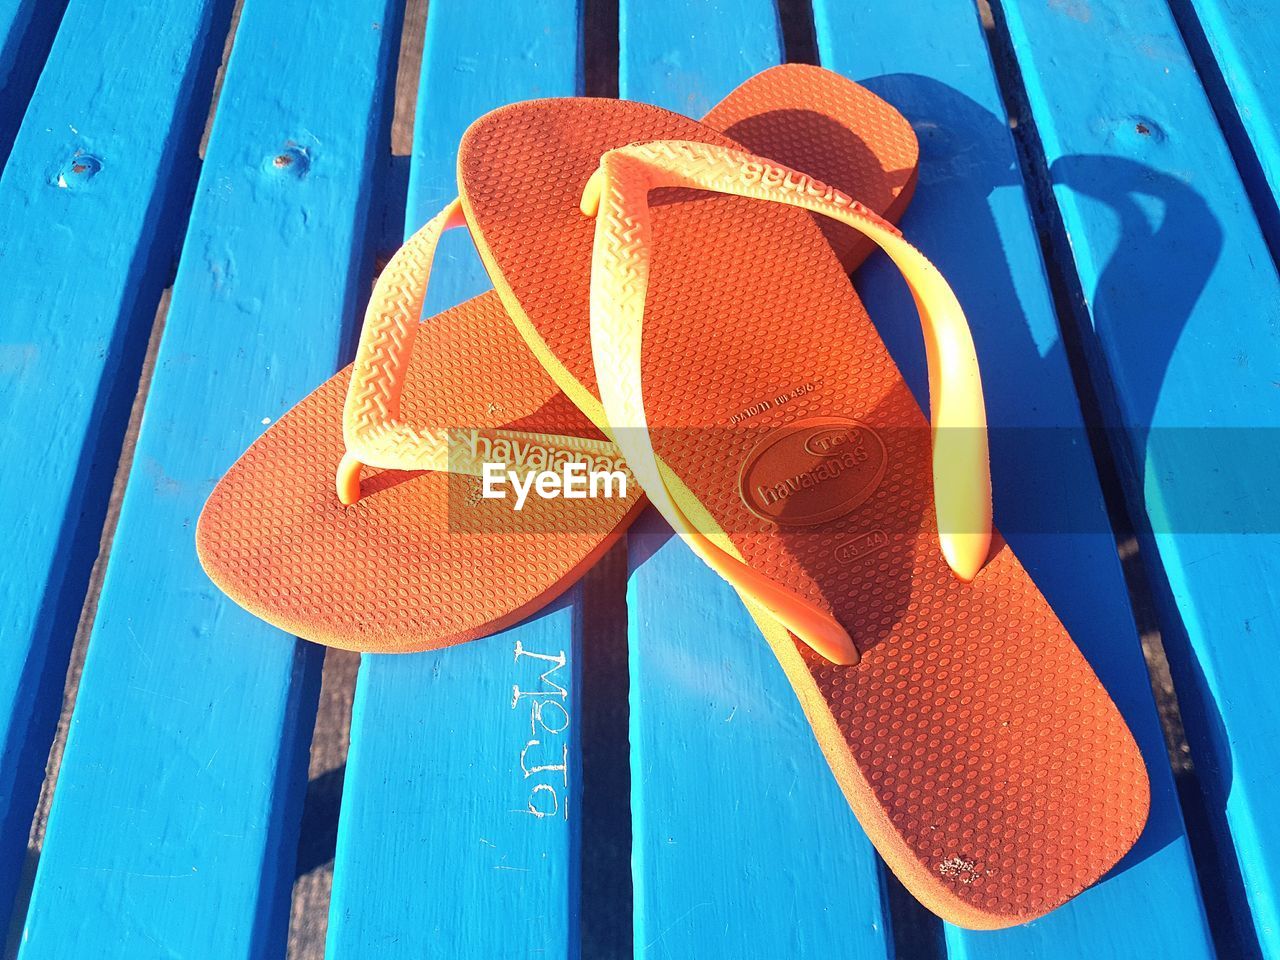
0, 0, 70, 172
814, 2, 1216, 957
620, 5, 894, 958
619, 0, 781, 115
324, 2, 586, 957
628, 519, 896, 960
993, 0, 1280, 955
14, 0, 404, 954
1168, 0, 1280, 255
328, 605, 584, 958
0, 0, 233, 936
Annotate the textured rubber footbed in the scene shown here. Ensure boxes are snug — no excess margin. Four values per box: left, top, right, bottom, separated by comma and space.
198, 294, 641, 650
702, 64, 917, 273
197, 64, 919, 652
459, 95, 1149, 925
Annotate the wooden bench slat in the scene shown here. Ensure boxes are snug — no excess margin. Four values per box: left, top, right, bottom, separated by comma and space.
15, 0, 403, 954
620, 4, 896, 957
813, 2, 1217, 956
330, 609, 583, 958
0, 0, 234, 936
628, 518, 897, 960
1172, 0, 1280, 252
0, 0, 70, 172
996, 0, 1280, 954
620, 0, 782, 115
324, 2, 585, 956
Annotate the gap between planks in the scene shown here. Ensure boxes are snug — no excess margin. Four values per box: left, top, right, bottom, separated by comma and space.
1163, 0, 1280, 272
198, 0, 246, 159
979, 0, 1196, 785
284, 0, 424, 955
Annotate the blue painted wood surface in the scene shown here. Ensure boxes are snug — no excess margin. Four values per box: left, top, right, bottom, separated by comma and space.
14, 0, 404, 955
0, 0, 234, 937
324, 2, 587, 956
628, 518, 896, 960
1170, 0, 1280, 254
814, 1, 1217, 958
997, 0, 1280, 955
1, 0, 1274, 953
619, 0, 780, 116
621, 4, 895, 958
0, 0, 70, 172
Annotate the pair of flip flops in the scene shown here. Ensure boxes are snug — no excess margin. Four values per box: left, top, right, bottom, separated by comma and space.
197, 65, 1149, 929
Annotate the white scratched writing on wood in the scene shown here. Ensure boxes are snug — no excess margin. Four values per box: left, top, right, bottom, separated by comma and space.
511, 640, 570, 820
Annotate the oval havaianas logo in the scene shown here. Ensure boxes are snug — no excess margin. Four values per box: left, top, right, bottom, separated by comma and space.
738, 416, 886, 526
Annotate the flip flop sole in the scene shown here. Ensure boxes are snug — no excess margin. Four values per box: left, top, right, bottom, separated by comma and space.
704, 64, 918, 270
460, 97, 1149, 926
198, 293, 637, 651
197, 65, 918, 652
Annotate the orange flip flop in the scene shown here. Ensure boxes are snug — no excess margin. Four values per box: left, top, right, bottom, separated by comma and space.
457, 102, 1149, 924
196, 65, 918, 652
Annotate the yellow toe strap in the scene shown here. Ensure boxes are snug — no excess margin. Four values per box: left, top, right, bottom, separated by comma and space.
581, 141, 992, 666
338, 198, 621, 504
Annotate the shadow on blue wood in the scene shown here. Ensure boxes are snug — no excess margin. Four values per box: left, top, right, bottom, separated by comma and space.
0, 0, 237, 941
855, 70, 1213, 960
814, 0, 1216, 956
0, 0, 71, 173
995, 0, 1280, 956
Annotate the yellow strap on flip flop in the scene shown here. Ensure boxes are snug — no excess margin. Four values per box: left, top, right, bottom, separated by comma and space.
580, 140, 992, 666
338, 198, 623, 504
